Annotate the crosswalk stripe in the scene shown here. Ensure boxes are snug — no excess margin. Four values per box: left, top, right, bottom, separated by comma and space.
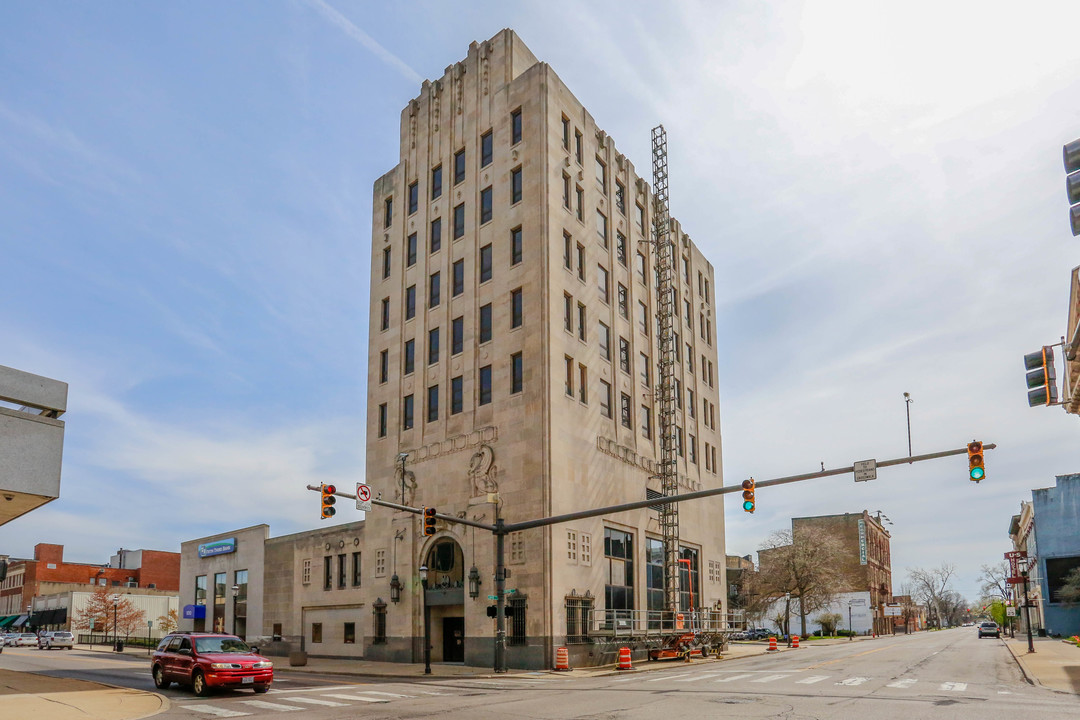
887, 679, 918, 689
836, 677, 870, 686
322, 693, 390, 703
647, 673, 693, 682
940, 682, 967, 692
184, 706, 250, 718
612, 676, 638, 683
354, 691, 415, 698
713, 674, 754, 683
673, 673, 726, 682
237, 700, 301, 712
794, 676, 829, 684
751, 674, 790, 683
286, 697, 349, 707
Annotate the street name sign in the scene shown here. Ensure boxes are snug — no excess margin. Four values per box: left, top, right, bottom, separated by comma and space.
854, 459, 877, 482
356, 483, 372, 512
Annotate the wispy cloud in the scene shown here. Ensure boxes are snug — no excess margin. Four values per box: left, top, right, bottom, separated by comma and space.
302, 0, 424, 84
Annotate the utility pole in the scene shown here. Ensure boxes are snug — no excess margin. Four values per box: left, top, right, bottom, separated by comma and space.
903, 392, 913, 458
1021, 566, 1035, 653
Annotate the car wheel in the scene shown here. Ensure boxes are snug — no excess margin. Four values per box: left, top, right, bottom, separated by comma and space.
253, 684, 270, 694
152, 665, 171, 690
192, 670, 210, 697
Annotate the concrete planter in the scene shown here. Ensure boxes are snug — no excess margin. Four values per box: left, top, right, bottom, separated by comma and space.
288, 651, 308, 666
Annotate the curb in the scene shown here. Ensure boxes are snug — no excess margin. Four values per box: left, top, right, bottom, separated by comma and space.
1002, 639, 1039, 688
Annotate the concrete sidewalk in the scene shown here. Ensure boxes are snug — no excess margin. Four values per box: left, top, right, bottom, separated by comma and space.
0, 668, 167, 720
1004, 636, 1080, 694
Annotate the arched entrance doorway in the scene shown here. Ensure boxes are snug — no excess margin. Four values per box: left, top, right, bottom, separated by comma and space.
423, 537, 466, 663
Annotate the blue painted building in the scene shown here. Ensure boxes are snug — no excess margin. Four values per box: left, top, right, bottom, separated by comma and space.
1032, 473, 1080, 637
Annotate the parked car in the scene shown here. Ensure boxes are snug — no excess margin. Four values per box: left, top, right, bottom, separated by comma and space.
15, 633, 38, 647
977, 621, 1001, 638
43, 631, 74, 650
151, 632, 273, 697
37, 632, 54, 649
2, 633, 20, 646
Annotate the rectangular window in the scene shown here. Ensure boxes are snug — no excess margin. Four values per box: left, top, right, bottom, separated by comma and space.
575, 129, 583, 164
452, 259, 464, 296
376, 549, 386, 577
428, 327, 439, 365
684, 255, 691, 284
427, 384, 439, 422
563, 232, 573, 269
481, 186, 493, 224
687, 345, 694, 373
641, 404, 652, 439
600, 379, 612, 418
323, 558, 332, 590
675, 378, 682, 409
453, 203, 465, 239
480, 303, 493, 343
312, 622, 323, 643
598, 322, 610, 360
452, 316, 463, 355
605, 528, 634, 611
615, 180, 625, 214
619, 337, 630, 373
596, 210, 607, 246
598, 265, 609, 303
451, 375, 463, 414
511, 226, 522, 265
576, 186, 584, 221
405, 285, 415, 320
577, 303, 587, 341
402, 394, 414, 430
562, 116, 571, 149
562, 173, 571, 209
617, 284, 628, 318
382, 246, 391, 279
578, 363, 588, 403
639, 352, 651, 387
408, 181, 418, 215
377, 403, 387, 437
564, 293, 573, 332
454, 149, 465, 184
380, 297, 390, 330
373, 604, 386, 644
511, 288, 523, 328
620, 392, 632, 429
577, 243, 586, 280
616, 232, 627, 266
384, 197, 393, 228
685, 299, 693, 328
595, 157, 606, 191
407, 232, 417, 267
638, 301, 649, 335
636, 204, 645, 233
480, 244, 493, 282
344, 622, 356, 644
404, 339, 415, 375
430, 217, 442, 254
511, 167, 522, 204
637, 252, 647, 283
565, 356, 574, 397
511, 352, 523, 394
481, 131, 493, 167
352, 552, 362, 587
429, 271, 440, 308
689, 434, 697, 464
689, 389, 695, 418
478, 365, 492, 406
379, 349, 388, 383
431, 165, 442, 199
511, 108, 522, 145
300, 562, 310, 586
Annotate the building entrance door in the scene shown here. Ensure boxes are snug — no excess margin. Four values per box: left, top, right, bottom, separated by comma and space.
442, 617, 464, 662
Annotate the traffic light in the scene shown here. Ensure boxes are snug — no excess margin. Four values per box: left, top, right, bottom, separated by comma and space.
1064, 138, 1080, 236
1024, 346, 1058, 407
741, 478, 755, 513
320, 484, 337, 519
423, 506, 437, 536
967, 442, 985, 482
486, 605, 514, 618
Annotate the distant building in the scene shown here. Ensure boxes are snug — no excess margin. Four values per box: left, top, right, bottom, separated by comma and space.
1031, 474, 1080, 636
1061, 265, 1079, 416
725, 554, 754, 611
1007, 501, 1044, 634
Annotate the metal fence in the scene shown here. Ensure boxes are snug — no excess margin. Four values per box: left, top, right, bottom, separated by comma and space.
589, 609, 746, 638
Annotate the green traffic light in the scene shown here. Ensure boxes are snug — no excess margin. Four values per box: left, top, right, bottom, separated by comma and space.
970, 467, 985, 481
743, 500, 755, 512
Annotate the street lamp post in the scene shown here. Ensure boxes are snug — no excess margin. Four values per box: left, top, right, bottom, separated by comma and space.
419, 565, 431, 674
848, 601, 853, 642
903, 392, 913, 458
231, 585, 239, 638
1021, 563, 1035, 654
112, 596, 119, 651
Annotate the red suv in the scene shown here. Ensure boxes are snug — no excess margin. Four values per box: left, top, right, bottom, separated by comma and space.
151, 632, 273, 696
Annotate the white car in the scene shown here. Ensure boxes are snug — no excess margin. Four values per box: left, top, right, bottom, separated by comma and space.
44, 631, 74, 650
15, 633, 38, 647
2, 633, 19, 646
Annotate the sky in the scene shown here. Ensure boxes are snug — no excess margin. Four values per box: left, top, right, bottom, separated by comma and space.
1, 0, 1078, 605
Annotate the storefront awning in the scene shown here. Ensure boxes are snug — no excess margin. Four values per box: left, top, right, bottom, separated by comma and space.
52, 608, 68, 624
28, 612, 48, 626
11, 614, 28, 627
0, 614, 17, 628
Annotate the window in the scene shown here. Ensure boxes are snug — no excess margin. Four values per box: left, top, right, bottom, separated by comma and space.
605, 528, 634, 611
599, 380, 612, 418
598, 321, 610, 360
384, 197, 392, 228
511, 288, 523, 328
638, 301, 649, 335
454, 149, 465, 184
452, 317, 463, 355
565, 594, 593, 645
480, 303, 493, 343
511, 108, 522, 144
615, 180, 625, 214
344, 622, 356, 644
687, 345, 694, 373
563, 232, 573, 269
577, 303, 587, 341
511, 166, 522, 204
636, 204, 645, 233
578, 363, 588, 403
352, 553, 362, 587
510, 531, 526, 563
564, 293, 573, 332
451, 375, 463, 414
430, 217, 442, 253
408, 181, 418, 215
511, 226, 522, 265
481, 186, 493, 224
511, 352, 523, 394
453, 203, 465, 239
596, 210, 608, 247
404, 339, 415, 375
382, 246, 391, 279
379, 349, 388, 383
431, 165, 442, 199
429, 272, 440, 308
685, 299, 693, 328
562, 173, 571, 209
509, 595, 527, 646
683, 255, 691, 284
575, 129, 583, 164
675, 379, 682, 409
674, 333, 681, 362
301, 561, 310, 586
698, 270, 704, 297
565, 356, 574, 397
637, 252, 647, 283
595, 157, 606, 191
598, 265, 609, 303
639, 352, 651, 387
481, 130, 493, 167
679, 548, 700, 612
619, 337, 630, 373
576, 186, 584, 221
427, 384, 439, 422
373, 603, 387, 644
617, 284, 628, 318
647, 538, 664, 615
312, 622, 323, 643
377, 403, 387, 437
562, 116, 570, 149
402, 394, 414, 430
689, 434, 697, 464
480, 244, 493, 282
428, 327, 440, 365
323, 558, 332, 591
405, 285, 415, 320
616, 232, 627, 266
375, 549, 386, 577
478, 365, 492, 405
577, 243, 585, 280
407, 232, 417, 267
641, 404, 652, 439
452, 259, 464, 296
676, 426, 684, 456
380, 297, 390, 330
620, 392, 632, 429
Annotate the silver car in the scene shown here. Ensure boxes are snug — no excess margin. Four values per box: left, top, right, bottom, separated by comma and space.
15, 633, 38, 647
44, 631, 74, 650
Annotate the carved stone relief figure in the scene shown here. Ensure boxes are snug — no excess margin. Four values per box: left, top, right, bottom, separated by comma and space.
395, 466, 417, 506
468, 444, 499, 496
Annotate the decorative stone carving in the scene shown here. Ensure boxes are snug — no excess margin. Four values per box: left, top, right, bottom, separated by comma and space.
468, 443, 499, 496
395, 465, 417, 506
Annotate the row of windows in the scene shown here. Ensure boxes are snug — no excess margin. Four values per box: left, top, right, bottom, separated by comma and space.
320, 553, 362, 590
383, 224, 524, 284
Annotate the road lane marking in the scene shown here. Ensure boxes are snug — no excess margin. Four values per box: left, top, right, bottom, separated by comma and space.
940, 682, 967, 692
237, 700, 301, 712
751, 674, 790, 683
264, 685, 367, 694
322, 693, 390, 703
886, 679, 918, 688
611, 676, 638, 682
794, 676, 829, 684
673, 673, 726, 682
802, 645, 895, 670
354, 691, 415, 698
647, 673, 692, 681
713, 674, 754, 683
184, 706, 251, 718
836, 677, 870, 686
285, 697, 349, 707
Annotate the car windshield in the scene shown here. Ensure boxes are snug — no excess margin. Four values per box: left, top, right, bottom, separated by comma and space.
194, 636, 252, 654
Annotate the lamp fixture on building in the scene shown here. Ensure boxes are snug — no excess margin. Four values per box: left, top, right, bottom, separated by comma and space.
389, 573, 402, 604
468, 565, 481, 598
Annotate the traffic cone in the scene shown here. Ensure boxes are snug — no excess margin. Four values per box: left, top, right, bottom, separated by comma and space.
768, 637, 777, 651
554, 647, 571, 671
792, 635, 800, 649
617, 646, 633, 670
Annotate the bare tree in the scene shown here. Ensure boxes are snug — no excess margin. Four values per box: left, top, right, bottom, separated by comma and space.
907, 563, 956, 628
756, 528, 848, 637
979, 561, 1010, 601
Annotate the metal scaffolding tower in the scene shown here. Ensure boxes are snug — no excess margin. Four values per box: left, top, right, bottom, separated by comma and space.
651, 125, 681, 613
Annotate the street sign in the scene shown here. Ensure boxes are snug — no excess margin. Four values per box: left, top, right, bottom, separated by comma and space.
1005, 550, 1028, 581
1006, 606, 1017, 616
854, 459, 877, 482
356, 483, 372, 512
488, 595, 498, 600
883, 604, 902, 617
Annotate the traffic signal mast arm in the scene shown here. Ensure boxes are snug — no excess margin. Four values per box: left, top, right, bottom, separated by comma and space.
304, 485, 496, 532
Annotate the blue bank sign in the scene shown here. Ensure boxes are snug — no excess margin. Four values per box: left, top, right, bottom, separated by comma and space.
198, 538, 236, 558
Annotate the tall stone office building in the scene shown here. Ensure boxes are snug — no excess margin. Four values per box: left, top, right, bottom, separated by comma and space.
367, 29, 726, 669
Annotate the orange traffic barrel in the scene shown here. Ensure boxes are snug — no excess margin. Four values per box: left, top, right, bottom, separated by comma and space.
768, 636, 777, 651
617, 646, 634, 670
792, 635, 800, 649
554, 646, 571, 671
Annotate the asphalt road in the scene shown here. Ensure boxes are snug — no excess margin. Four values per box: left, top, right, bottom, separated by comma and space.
3, 629, 1078, 719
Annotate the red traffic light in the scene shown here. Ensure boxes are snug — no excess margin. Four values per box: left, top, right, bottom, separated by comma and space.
423, 506, 437, 536
321, 484, 337, 519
